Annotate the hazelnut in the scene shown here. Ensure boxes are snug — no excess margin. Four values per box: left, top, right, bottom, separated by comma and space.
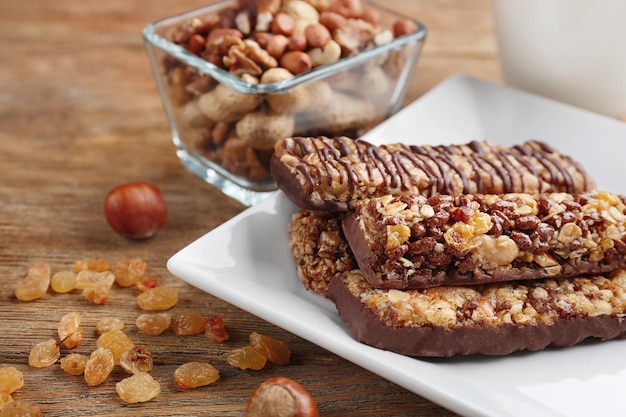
246, 377, 319, 417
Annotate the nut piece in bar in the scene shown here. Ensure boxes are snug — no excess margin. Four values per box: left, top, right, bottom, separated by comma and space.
343, 191, 626, 289
328, 269, 626, 357
270, 136, 595, 211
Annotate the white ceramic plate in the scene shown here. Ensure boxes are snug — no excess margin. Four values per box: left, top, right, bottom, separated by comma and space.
167, 74, 626, 417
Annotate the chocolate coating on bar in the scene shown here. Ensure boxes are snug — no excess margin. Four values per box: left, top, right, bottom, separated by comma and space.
328, 270, 626, 357
270, 137, 595, 211
343, 191, 626, 289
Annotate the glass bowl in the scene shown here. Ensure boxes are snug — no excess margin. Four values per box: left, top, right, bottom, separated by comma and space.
143, 0, 426, 206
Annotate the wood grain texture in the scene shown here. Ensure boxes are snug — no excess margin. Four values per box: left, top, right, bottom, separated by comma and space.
0, 0, 500, 415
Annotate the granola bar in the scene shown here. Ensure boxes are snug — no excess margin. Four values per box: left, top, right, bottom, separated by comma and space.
328, 269, 626, 357
270, 136, 595, 211
288, 210, 356, 296
343, 191, 626, 289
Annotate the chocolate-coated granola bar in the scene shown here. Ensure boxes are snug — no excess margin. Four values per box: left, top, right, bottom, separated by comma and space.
343, 191, 626, 289
328, 269, 626, 357
288, 209, 355, 296
270, 136, 595, 211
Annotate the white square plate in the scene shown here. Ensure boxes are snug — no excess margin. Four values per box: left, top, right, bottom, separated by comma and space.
167, 74, 626, 417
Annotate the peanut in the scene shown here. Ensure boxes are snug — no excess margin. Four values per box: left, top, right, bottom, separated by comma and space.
236, 111, 295, 150
198, 75, 262, 122
207, 28, 244, 43
392, 18, 418, 37
319, 11, 347, 33
280, 51, 313, 75
328, 0, 363, 19
305, 23, 331, 49
271, 12, 296, 36
186, 34, 206, 55
253, 31, 273, 48
266, 34, 290, 59
288, 35, 308, 52
362, 9, 381, 26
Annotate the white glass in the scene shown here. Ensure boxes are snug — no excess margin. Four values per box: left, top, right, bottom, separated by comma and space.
493, 0, 626, 118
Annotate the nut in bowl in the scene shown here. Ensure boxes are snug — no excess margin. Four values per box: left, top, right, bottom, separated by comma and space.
143, 0, 426, 206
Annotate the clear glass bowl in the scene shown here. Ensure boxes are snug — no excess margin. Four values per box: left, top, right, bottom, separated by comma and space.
143, 0, 426, 206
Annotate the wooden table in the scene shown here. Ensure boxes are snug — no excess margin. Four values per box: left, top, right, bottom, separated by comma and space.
0, 1, 500, 415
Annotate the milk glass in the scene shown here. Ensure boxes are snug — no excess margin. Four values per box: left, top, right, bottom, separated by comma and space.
493, 0, 626, 118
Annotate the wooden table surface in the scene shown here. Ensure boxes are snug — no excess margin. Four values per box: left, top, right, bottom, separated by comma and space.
0, 1, 500, 416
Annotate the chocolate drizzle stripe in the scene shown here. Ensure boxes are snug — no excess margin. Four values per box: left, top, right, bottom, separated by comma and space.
380, 145, 405, 190
418, 146, 457, 193
524, 142, 575, 193
404, 145, 447, 193
355, 140, 377, 184
463, 151, 485, 194
510, 145, 542, 192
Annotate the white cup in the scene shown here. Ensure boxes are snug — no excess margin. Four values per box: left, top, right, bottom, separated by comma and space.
493, 0, 626, 118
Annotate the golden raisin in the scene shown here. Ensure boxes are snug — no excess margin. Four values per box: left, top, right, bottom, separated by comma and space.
15, 263, 51, 302
58, 312, 83, 349
50, 270, 77, 293
73, 258, 110, 273
136, 313, 171, 336
227, 346, 267, 370
82, 285, 110, 305
249, 332, 291, 365
84, 347, 114, 387
75, 270, 115, 290
28, 339, 60, 368
206, 315, 229, 342
120, 346, 154, 374
60, 353, 89, 376
96, 317, 125, 335
0, 367, 24, 394
171, 313, 207, 336
97, 330, 135, 365
116, 373, 161, 404
136, 276, 160, 292
174, 362, 220, 389
0, 393, 12, 409
113, 258, 147, 287
137, 286, 178, 310
0, 399, 42, 417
